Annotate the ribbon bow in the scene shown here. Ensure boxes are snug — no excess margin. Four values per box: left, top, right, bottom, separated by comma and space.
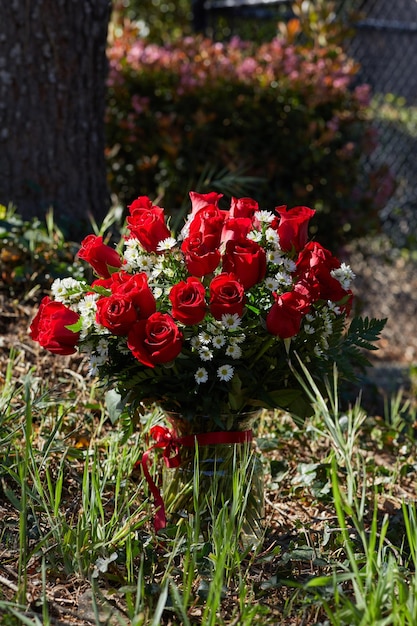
139, 425, 253, 532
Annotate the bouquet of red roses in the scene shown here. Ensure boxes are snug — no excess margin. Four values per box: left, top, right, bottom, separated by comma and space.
30, 191, 385, 425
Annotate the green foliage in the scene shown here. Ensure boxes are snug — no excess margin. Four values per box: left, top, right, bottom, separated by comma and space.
111, 0, 193, 44
106, 28, 393, 247
2, 351, 417, 624
0, 204, 84, 297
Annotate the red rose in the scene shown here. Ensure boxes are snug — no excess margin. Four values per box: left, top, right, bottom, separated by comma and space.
181, 234, 221, 277
222, 238, 267, 289
273, 205, 316, 252
266, 291, 310, 339
112, 272, 156, 319
91, 277, 112, 290
189, 190, 223, 217
96, 294, 138, 335
296, 241, 351, 305
221, 217, 253, 245
78, 235, 122, 278
188, 205, 225, 251
229, 196, 258, 218
127, 313, 183, 367
127, 197, 171, 252
169, 277, 207, 325
29, 296, 80, 355
209, 273, 245, 320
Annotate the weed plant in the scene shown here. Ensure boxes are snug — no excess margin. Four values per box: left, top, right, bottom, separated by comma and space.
1, 350, 417, 624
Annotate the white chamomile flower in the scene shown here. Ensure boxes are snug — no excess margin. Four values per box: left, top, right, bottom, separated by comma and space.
78, 293, 99, 315
96, 339, 109, 358
275, 271, 293, 287
226, 344, 242, 359
206, 322, 220, 334
199, 346, 213, 361
93, 322, 111, 336
88, 361, 99, 378
156, 237, 177, 252
305, 313, 315, 323
195, 367, 208, 384
137, 254, 156, 273
217, 364, 234, 382
123, 248, 140, 271
198, 331, 211, 345
247, 230, 262, 243
282, 258, 296, 273
264, 276, 279, 291
303, 324, 315, 335
212, 334, 226, 348
190, 336, 203, 350
229, 334, 245, 345
152, 286, 163, 299
265, 227, 280, 247
331, 263, 355, 290
221, 313, 241, 330
254, 210, 275, 224
51, 277, 84, 303
327, 301, 342, 315
267, 249, 284, 264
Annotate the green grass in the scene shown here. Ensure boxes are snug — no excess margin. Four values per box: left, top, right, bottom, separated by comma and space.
1, 349, 417, 625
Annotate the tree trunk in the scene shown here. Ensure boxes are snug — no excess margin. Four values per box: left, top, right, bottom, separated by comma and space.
0, 0, 112, 238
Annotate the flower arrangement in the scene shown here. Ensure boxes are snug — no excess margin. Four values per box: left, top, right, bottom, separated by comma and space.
30, 191, 385, 430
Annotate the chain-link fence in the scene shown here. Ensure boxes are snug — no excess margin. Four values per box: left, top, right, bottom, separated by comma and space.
344, 0, 417, 247
194, 0, 417, 247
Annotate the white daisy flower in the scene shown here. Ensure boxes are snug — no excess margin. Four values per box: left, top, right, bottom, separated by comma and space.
198, 331, 211, 344
212, 334, 226, 348
331, 263, 355, 290
156, 237, 177, 252
264, 277, 279, 291
229, 334, 245, 345
195, 367, 208, 384
275, 271, 293, 287
247, 230, 262, 243
199, 346, 214, 361
137, 254, 156, 273
88, 357, 100, 377
267, 249, 284, 264
265, 227, 280, 247
190, 336, 203, 349
51, 277, 85, 304
221, 313, 241, 330
152, 286, 163, 299
282, 258, 296, 273
217, 364, 234, 382
225, 344, 242, 359
327, 301, 342, 315
254, 210, 275, 224
303, 324, 315, 335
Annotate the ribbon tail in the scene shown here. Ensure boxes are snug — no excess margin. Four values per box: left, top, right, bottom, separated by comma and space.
141, 449, 166, 531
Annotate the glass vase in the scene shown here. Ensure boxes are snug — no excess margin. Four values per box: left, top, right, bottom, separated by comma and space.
161, 411, 264, 549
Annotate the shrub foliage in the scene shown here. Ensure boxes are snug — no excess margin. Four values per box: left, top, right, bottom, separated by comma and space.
106, 27, 393, 246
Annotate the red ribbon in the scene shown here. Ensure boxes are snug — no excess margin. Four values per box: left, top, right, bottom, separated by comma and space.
140, 425, 253, 531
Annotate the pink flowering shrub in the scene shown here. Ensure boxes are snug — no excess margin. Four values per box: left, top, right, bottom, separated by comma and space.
106, 29, 393, 246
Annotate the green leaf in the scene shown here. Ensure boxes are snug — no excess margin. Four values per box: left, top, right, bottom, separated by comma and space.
66, 318, 82, 333
105, 389, 125, 424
